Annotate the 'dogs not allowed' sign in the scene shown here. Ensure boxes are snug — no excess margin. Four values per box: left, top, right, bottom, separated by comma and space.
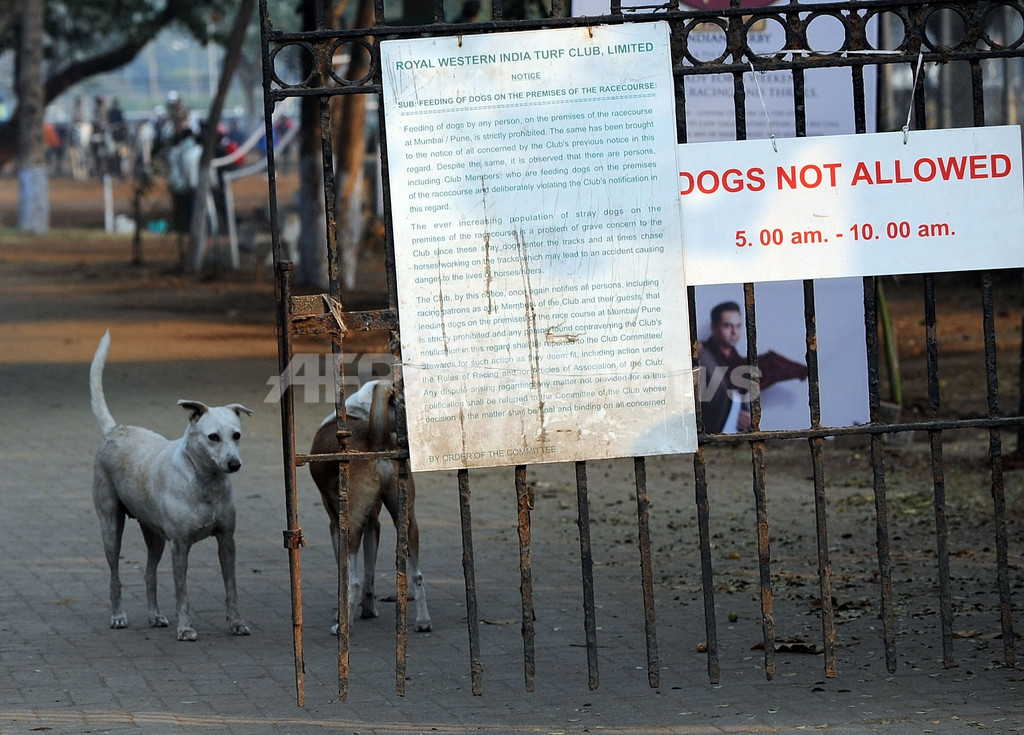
678, 126, 1024, 285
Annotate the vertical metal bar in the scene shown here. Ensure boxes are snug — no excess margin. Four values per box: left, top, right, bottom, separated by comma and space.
259, 34, 284, 265
749, 440, 770, 683
733, 67, 748, 141
395, 468, 410, 696
375, 20, 412, 685
689, 287, 720, 684
864, 277, 896, 673
633, 457, 659, 688
924, 274, 954, 668
335, 459, 350, 700
792, 66, 806, 138
970, 58, 985, 127
262, 0, 306, 705
515, 465, 536, 692
319, 92, 340, 302
390, 326, 412, 698
803, 280, 820, 424
1019, 277, 1024, 452
575, 461, 600, 690
692, 448, 720, 684
308, 2, 349, 701
750, 441, 775, 680
929, 429, 953, 667
458, 469, 484, 695
330, 289, 349, 702
851, 63, 867, 135
803, 280, 836, 678
276, 262, 306, 707
743, 283, 775, 679
744, 283, 761, 429
809, 436, 834, 676
981, 273, 1016, 667
676, 74, 688, 144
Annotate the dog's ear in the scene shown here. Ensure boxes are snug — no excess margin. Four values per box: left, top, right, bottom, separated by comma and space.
178, 400, 209, 423
226, 403, 254, 418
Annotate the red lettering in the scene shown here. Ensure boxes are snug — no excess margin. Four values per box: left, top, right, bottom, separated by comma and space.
969, 154, 986, 178
914, 158, 937, 182
800, 164, 822, 188
893, 160, 912, 183
679, 171, 695, 196
873, 160, 893, 185
822, 162, 842, 186
747, 167, 766, 192
722, 168, 744, 193
777, 165, 797, 190
936, 156, 968, 180
850, 161, 872, 185
992, 153, 1012, 177
697, 170, 719, 194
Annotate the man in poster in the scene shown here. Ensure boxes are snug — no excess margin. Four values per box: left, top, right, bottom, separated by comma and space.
698, 301, 808, 433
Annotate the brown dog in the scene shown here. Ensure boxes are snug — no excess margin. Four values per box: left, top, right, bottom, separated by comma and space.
309, 380, 431, 634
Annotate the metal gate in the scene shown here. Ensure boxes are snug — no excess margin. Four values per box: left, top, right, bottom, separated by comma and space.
258, 0, 1024, 704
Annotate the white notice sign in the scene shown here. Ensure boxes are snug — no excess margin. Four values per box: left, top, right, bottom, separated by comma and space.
678, 126, 1024, 285
382, 22, 696, 472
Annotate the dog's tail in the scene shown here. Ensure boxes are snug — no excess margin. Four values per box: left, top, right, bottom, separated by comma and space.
90, 330, 117, 435
367, 380, 395, 451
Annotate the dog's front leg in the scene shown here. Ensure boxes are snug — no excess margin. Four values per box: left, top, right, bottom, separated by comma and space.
169, 540, 197, 641
140, 525, 169, 627
347, 548, 362, 627
99, 513, 129, 629
407, 516, 431, 633
359, 515, 380, 620
216, 531, 250, 636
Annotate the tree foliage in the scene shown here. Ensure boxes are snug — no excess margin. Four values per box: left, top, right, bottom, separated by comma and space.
0, 0, 236, 167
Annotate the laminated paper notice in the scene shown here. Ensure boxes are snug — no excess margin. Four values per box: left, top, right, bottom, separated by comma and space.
381, 22, 696, 471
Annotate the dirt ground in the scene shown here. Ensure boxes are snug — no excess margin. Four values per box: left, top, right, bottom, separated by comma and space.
1, 174, 1023, 688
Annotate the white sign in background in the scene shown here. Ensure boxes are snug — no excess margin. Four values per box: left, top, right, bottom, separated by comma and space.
381, 23, 697, 472
572, 0, 877, 141
679, 126, 1024, 285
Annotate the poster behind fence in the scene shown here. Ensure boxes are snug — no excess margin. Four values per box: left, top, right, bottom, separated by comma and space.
381, 23, 697, 472
693, 279, 870, 434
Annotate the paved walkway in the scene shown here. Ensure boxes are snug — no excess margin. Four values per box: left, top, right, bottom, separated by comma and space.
1, 357, 1022, 734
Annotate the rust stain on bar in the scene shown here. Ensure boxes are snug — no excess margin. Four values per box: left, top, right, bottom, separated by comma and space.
516, 465, 536, 692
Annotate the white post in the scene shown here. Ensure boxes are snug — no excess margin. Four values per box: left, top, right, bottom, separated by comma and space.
103, 174, 114, 233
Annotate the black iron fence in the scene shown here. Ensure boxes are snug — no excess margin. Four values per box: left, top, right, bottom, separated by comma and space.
258, 0, 1024, 704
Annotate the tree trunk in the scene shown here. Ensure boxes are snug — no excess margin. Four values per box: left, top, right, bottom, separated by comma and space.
17, 0, 48, 234
296, 148, 329, 290
333, 0, 374, 292
295, 0, 329, 290
186, 0, 256, 272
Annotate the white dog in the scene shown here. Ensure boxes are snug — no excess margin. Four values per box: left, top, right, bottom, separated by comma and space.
90, 331, 253, 641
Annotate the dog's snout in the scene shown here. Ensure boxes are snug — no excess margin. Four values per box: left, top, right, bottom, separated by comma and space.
227, 459, 241, 473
